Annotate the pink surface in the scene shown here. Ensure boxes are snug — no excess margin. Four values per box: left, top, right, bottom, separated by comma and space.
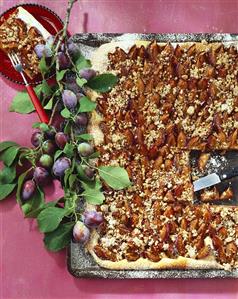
1, 0, 238, 298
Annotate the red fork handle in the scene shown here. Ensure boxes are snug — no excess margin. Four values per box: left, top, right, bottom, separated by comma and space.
26, 84, 49, 124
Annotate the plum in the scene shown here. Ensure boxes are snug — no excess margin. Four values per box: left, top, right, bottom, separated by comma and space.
55, 132, 68, 149
79, 68, 96, 81
78, 142, 94, 157
73, 221, 90, 243
67, 39, 81, 59
74, 113, 88, 126
52, 157, 71, 177
62, 90, 77, 109
42, 140, 56, 155
83, 210, 104, 228
33, 167, 49, 186
22, 180, 36, 201
82, 165, 95, 179
57, 51, 71, 70
31, 131, 43, 147
34, 43, 52, 58
39, 154, 53, 168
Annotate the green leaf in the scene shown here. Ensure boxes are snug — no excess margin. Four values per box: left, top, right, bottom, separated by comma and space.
82, 188, 105, 205
76, 164, 88, 181
44, 98, 53, 110
63, 143, 74, 158
18, 152, 27, 166
75, 133, 93, 141
0, 165, 16, 184
0, 141, 18, 152
81, 178, 102, 191
78, 96, 96, 113
64, 192, 77, 211
9, 85, 41, 114
63, 159, 75, 188
0, 183, 16, 200
61, 108, 71, 118
64, 120, 71, 134
16, 169, 32, 204
75, 55, 91, 71
22, 187, 44, 218
54, 150, 63, 161
41, 80, 52, 96
39, 56, 49, 74
98, 166, 131, 190
37, 207, 68, 233
0, 146, 20, 166
64, 168, 72, 187
87, 73, 118, 93
33, 123, 49, 132
88, 151, 100, 159
44, 222, 74, 252
76, 77, 87, 87
32, 122, 41, 128
69, 174, 77, 189
56, 69, 68, 82
24, 201, 57, 219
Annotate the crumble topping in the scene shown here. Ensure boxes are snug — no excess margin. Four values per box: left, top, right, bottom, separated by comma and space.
92, 41, 238, 269
0, 8, 45, 78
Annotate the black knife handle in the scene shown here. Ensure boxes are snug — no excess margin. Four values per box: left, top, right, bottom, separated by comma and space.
220, 167, 238, 180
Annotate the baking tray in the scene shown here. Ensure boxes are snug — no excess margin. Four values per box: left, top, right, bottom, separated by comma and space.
68, 33, 238, 278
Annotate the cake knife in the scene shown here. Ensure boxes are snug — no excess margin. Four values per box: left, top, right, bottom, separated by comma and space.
193, 167, 238, 192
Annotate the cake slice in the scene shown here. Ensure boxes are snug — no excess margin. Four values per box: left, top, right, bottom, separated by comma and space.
0, 7, 51, 79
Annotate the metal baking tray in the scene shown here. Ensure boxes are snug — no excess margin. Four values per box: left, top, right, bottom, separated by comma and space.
68, 33, 238, 278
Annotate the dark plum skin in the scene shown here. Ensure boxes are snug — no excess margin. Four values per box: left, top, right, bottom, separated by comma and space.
78, 142, 94, 157
83, 210, 104, 228
31, 131, 43, 147
62, 90, 77, 109
73, 124, 87, 135
39, 154, 53, 168
52, 157, 71, 177
51, 113, 65, 132
22, 180, 36, 201
67, 40, 81, 59
82, 165, 95, 179
74, 113, 88, 126
57, 51, 71, 70
33, 167, 49, 186
55, 132, 68, 149
34, 44, 45, 59
73, 221, 90, 243
42, 140, 57, 155
79, 68, 96, 81
65, 82, 82, 95
44, 127, 56, 140
63, 71, 77, 84
35, 43, 52, 58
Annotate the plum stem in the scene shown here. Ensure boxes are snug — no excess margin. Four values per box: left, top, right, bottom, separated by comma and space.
55, 0, 78, 69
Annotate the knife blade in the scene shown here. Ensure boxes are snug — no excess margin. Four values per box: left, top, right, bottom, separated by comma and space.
193, 166, 238, 192
193, 173, 221, 192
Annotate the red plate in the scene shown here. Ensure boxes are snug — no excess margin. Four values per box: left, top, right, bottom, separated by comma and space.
0, 3, 64, 85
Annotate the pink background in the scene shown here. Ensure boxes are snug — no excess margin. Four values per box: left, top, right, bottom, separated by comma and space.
1, 0, 238, 298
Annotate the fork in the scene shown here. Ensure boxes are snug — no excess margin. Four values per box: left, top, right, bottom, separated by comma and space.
8, 52, 49, 123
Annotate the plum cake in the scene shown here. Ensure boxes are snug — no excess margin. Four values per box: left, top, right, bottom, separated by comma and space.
87, 40, 238, 270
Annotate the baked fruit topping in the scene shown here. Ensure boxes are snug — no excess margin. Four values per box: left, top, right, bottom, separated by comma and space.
88, 40, 238, 270
0, 7, 48, 79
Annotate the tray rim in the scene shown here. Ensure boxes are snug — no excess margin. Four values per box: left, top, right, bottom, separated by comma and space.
68, 32, 238, 279
67, 243, 238, 279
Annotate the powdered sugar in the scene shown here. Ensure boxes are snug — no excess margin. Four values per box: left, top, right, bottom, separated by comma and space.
206, 155, 227, 174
